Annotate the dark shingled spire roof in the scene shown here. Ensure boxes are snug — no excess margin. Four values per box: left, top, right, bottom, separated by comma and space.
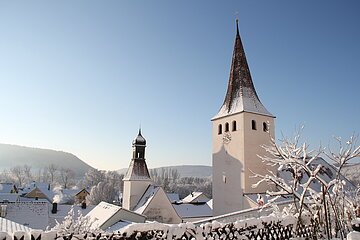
213, 20, 274, 120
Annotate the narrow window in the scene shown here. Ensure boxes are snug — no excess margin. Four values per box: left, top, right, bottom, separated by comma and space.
225, 122, 229, 132
223, 175, 227, 184
218, 124, 222, 135
232, 121, 237, 131
252, 120, 257, 130
263, 122, 268, 132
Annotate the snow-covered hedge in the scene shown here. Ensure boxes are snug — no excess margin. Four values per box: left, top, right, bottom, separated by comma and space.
0, 215, 317, 240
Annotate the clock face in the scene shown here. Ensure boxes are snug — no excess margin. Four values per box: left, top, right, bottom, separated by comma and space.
222, 132, 232, 144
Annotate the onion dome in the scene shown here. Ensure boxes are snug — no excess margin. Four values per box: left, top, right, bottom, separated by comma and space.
133, 129, 146, 145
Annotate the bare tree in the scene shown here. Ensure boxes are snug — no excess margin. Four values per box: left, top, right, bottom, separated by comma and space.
10, 166, 25, 187
47, 163, 58, 184
59, 168, 75, 189
0, 169, 12, 183
252, 129, 360, 239
23, 164, 32, 183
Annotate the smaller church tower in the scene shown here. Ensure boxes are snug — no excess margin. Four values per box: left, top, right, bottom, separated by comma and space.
122, 129, 153, 210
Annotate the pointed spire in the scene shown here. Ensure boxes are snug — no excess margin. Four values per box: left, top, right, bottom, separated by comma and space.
236, 18, 239, 37
213, 20, 274, 120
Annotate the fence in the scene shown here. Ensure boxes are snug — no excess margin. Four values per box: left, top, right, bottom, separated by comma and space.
0, 215, 318, 240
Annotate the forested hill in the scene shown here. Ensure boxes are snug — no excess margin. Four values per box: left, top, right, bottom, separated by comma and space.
0, 143, 93, 177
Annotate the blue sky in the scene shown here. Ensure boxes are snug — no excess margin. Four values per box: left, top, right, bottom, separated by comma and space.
0, 1, 359, 170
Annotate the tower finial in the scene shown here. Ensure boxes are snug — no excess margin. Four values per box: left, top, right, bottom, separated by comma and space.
236, 18, 239, 37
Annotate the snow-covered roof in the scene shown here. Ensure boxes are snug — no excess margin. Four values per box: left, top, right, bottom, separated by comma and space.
106, 220, 133, 233
86, 202, 146, 231
0, 217, 33, 233
133, 185, 160, 214
278, 157, 356, 194
86, 202, 120, 229
0, 193, 20, 202
212, 21, 274, 120
0, 183, 16, 194
2, 201, 49, 230
182, 192, 210, 203
172, 202, 212, 218
166, 193, 180, 203
23, 182, 55, 202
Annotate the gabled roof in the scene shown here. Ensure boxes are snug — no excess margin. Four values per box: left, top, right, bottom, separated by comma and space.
172, 201, 212, 219
86, 201, 146, 231
166, 193, 180, 203
2, 201, 49, 230
106, 220, 133, 233
182, 192, 210, 203
0, 183, 17, 194
133, 185, 160, 213
0, 193, 20, 202
0, 217, 33, 233
213, 20, 274, 120
133, 185, 182, 223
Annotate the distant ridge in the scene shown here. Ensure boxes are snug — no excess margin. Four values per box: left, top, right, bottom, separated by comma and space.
0, 143, 94, 177
118, 165, 212, 178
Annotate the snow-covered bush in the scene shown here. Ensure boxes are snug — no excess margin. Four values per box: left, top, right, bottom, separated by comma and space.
252, 128, 360, 239
52, 206, 102, 236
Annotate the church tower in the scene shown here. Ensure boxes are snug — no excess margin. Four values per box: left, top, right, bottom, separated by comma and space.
122, 129, 153, 210
212, 20, 275, 216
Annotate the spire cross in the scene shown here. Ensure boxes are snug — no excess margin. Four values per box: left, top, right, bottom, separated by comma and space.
235, 12, 240, 36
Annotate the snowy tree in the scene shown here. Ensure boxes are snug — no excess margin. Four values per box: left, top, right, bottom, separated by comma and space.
86, 182, 117, 205
252, 128, 360, 239
84, 168, 106, 187
52, 206, 102, 236
105, 170, 124, 193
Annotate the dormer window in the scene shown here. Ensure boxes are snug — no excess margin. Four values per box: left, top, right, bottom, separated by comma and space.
218, 124, 222, 135
263, 122, 268, 132
225, 122, 229, 132
252, 120, 257, 130
232, 121, 237, 131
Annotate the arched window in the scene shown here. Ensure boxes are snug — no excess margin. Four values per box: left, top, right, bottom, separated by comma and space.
225, 122, 229, 132
218, 124, 222, 135
263, 122, 268, 132
252, 120, 257, 130
232, 121, 237, 131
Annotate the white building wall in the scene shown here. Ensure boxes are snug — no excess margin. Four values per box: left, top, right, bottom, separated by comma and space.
212, 112, 275, 216
123, 180, 152, 210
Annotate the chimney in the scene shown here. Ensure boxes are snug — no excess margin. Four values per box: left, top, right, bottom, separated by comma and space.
81, 201, 86, 209
51, 202, 58, 214
1, 205, 7, 217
